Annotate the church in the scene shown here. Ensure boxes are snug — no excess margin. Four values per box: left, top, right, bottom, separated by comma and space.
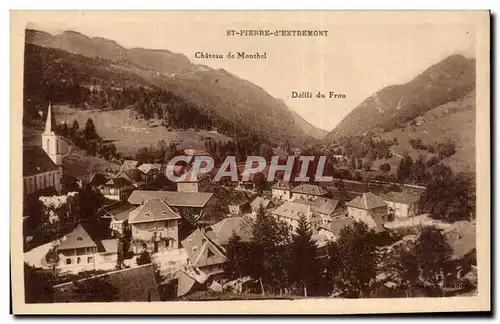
23, 104, 66, 196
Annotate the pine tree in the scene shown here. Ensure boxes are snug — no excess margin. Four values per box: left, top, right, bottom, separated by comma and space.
289, 214, 318, 296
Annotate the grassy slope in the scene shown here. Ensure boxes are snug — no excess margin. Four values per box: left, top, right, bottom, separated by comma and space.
380, 91, 475, 173
53, 105, 232, 156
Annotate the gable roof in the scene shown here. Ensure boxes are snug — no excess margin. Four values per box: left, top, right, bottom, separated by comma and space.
138, 163, 160, 174
128, 190, 214, 208
318, 217, 355, 237
102, 177, 134, 189
101, 239, 119, 253
271, 181, 294, 191
23, 147, 59, 177
294, 197, 341, 216
346, 192, 387, 210
56, 224, 97, 251
181, 229, 226, 268
272, 201, 313, 222
118, 168, 143, 183
97, 201, 136, 221
291, 184, 328, 196
129, 198, 181, 224
382, 191, 420, 205
89, 172, 109, 186
53, 264, 160, 302
209, 217, 253, 245
250, 197, 273, 210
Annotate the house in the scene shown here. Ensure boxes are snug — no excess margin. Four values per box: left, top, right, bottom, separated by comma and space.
294, 197, 343, 227
98, 177, 135, 201
127, 190, 218, 225
271, 181, 294, 201
228, 194, 251, 215
53, 264, 160, 302
97, 201, 136, 236
250, 197, 274, 215
271, 200, 320, 231
346, 192, 388, 232
181, 229, 227, 276
137, 163, 160, 185
316, 216, 355, 242
290, 184, 328, 201
128, 198, 182, 254
55, 224, 118, 273
207, 216, 253, 246
381, 191, 421, 219
23, 104, 65, 196
176, 169, 211, 193
117, 168, 146, 188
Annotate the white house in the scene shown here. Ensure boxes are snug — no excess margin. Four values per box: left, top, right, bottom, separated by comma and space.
271, 181, 294, 201
381, 191, 421, 219
290, 184, 328, 201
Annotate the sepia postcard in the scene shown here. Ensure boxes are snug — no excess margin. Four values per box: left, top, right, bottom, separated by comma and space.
11, 10, 490, 315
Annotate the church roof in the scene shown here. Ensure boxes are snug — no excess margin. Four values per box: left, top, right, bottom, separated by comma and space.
23, 147, 59, 177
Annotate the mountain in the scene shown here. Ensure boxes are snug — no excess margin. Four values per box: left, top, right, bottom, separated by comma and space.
24, 29, 308, 144
326, 55, 476, 141
289, 109, 328, 139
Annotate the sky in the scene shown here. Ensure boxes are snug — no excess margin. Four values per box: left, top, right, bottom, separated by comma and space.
27, 12, 476, 131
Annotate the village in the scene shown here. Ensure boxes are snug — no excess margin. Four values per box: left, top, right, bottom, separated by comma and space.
22, 104, 477, 302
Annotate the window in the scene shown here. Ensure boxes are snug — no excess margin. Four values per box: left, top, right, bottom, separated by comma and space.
77, 257, 81, 264
66, 258, 72, 265
34, 177, 37, 191
46, 139, 50, 152
52, 173, 55, 185
87, 256, 94, 264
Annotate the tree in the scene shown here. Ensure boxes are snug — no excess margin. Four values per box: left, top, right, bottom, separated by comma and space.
252, 172, 267, 195
414, 226, 453, 296
84, 118, 99, 141
249, 206, 292, 295
71, 275, 118, 302
379, 163, 391, 174
289, 214, 318, 296
363, 160, 373, 172
413, 155, 428, 183
136, 250, 152, 265
71, 120, 80, 139
326, 221, 378, 298
224, 232, 252, 280
397, 154, 414, 183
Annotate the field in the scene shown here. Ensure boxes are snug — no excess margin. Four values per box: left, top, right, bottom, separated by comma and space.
53, 105, 232, 156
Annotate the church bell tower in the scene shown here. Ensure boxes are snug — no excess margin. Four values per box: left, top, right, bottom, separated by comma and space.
41, 103, 63, 166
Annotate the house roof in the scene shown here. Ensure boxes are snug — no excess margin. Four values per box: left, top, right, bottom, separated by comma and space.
102, 177, 134, 189
128, 198, 181, 224
89, 172, 109, 186
23, 147, 59, 177
138, 163, 160, 174
250, 197, 272, 210
181, 229, 226, 268
56, 224, 97, 251
209, 217, 253, 245
318, 217, 355, 237
229, 194, 249, 207
128, 190, 214, 208
272, 201, 313, 222
122, 160, 139, 169
271, 181, 294, 191
118, 168, 143, 183
382, 191, 420, 205
291, 184, 328, 196
101, 239, 119, 253
346, 192, 387, 210
98, 201, 136, 221
294, 197, 341, 216
53, 264, 160, 302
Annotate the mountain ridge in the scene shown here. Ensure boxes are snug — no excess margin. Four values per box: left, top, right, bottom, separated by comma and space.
326, 54, 476, 140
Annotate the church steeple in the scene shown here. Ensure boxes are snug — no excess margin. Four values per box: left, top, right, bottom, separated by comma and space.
41, 103, 62, 166
44, 102, 53, 134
